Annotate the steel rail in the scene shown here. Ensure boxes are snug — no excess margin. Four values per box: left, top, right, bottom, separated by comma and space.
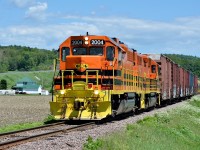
0, 122, 95, 150
0, 121, 66, 138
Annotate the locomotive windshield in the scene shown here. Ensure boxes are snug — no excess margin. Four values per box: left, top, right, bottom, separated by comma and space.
73, 48, 87, 55
72, 47, 103, 56
89, 47, 103, 55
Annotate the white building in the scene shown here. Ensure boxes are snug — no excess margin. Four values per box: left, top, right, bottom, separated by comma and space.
12, 77, 43, 94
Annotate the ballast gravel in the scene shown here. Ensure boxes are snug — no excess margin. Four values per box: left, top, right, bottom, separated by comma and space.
4, 95, 198, 150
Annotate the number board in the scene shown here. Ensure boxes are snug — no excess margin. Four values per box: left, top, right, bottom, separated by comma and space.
71, 40, 83, 45
90, 39, 105, 45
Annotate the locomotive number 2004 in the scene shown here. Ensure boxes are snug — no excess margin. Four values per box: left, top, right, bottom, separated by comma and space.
71, 40, 83, 45
91, 39, 105, 45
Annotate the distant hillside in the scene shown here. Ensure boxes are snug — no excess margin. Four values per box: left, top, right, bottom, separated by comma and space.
0, 45, 57, 73
0, 45, 199, 90
165, 54, 200, 78
0, 71, 55, 91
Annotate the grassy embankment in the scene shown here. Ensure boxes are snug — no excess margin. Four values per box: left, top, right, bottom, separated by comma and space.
84, 96, 200, 150
0, 71, 55, 91
0, 115, 55, 133
0, 122, 43, 133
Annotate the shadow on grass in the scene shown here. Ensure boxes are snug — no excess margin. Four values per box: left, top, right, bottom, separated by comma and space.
43, 115, 60, 124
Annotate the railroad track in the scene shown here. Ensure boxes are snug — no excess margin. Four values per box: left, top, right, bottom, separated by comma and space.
0, 99, 190, 150
0, 122, 96, 150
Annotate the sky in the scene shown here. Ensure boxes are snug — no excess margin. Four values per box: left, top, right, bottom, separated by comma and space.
0, 0, 200, 57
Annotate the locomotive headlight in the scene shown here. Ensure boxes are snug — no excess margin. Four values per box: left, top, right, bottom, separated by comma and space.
60, 90, 65, 95
94, 90, 99, 95
85, 41, 89, 45
85, 37, 88, 40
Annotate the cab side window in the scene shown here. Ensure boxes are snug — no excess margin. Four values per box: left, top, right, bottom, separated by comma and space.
151, 65, 156, 73
106, 46, 115, 61
118, 48, 122, 66
61, 47, 70, 61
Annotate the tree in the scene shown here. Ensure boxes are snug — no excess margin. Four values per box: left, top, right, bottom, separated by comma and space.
0, 79, 7, 89
0, 61, 9, 73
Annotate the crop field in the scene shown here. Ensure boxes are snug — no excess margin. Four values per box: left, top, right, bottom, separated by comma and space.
0, 95, 51, 128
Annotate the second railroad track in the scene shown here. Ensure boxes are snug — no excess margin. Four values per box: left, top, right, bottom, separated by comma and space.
0, 122, 96, 150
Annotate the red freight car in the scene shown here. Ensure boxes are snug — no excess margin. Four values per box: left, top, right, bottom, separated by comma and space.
172, 63, 179, 99
147, 54, 198, 102
148, 54, 172, 101
179, 67, 185, 97
184, 70, 189, 96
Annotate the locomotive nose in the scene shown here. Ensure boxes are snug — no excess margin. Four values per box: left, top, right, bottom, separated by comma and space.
75, 58, 88, 72
66, 56, 102, 71
75, 63, 88, 72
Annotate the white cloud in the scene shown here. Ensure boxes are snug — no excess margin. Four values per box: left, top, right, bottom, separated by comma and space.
0, 23, 100, 49
10, 0, 35, 8
10, 0, 48, 21
1, 15, 200, 56
27, 2, 47, 13
25, 2, 48, 21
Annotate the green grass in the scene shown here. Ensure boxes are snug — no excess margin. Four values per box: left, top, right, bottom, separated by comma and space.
0, 115, 56, 133
0, 71, 55, 91
84, 96, 200, 150
189, 96, 200, 108
0, 122, 43, 133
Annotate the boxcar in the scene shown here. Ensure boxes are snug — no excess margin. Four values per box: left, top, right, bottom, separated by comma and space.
172, 63, 179, 99
148, 54, 173, 101
179, 67, 185, 97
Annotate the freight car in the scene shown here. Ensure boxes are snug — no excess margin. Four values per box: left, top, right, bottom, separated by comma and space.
148, 54, 198, 103
50, 33, 198, 120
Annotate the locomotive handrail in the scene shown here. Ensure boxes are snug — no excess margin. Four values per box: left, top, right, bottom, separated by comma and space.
121, 68, 138, 91
86, 70, 99, 87
60, 70, 100, 90
61, 70, 74, 90
149, 79, 159, 91
113, 64, 115, 90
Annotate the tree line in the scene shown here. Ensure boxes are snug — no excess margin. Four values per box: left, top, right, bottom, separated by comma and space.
165, 54, 200, 78
0, 45, 199, 78
0, 45, 57, 73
